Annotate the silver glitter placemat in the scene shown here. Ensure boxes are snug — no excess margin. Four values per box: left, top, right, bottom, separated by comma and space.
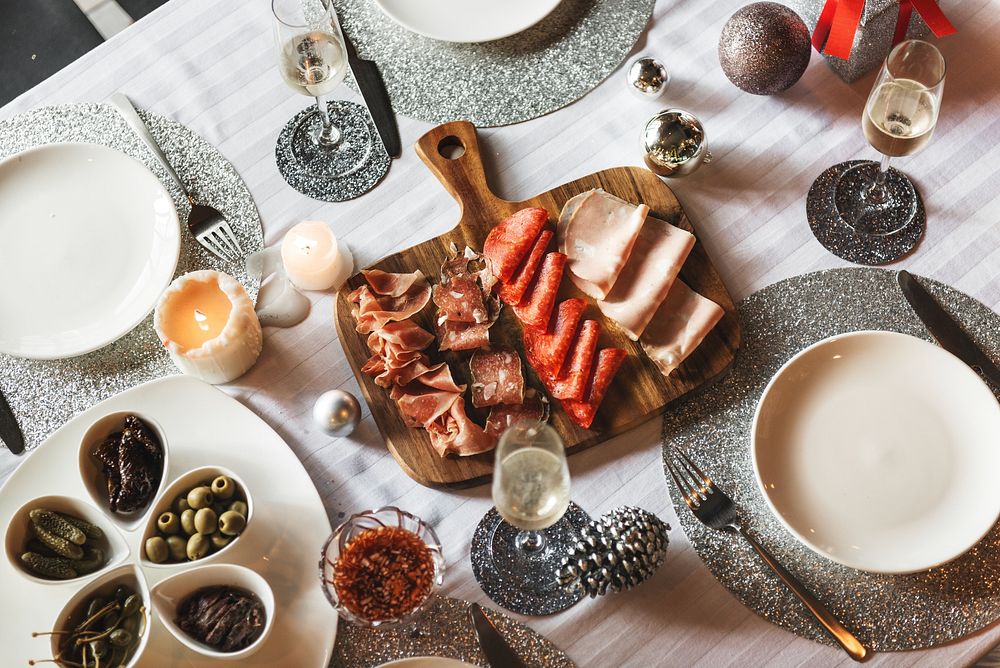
331, 596, 575, 667
660, 268, 1000, 652
332, 0, 655, 127
0, 103, 263, 451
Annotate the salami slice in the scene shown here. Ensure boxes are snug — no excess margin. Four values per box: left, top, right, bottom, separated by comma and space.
523, 298, 586, 374
485, 395, 549, 438
433, 275, 489, 323
549, 320, 599, 401
434, 312, 490, 351
512, 252, 566, 330
562, 347, 627, 429
499, 230, 553, 306
470, 348, 524, 407
483, 208, 549, 282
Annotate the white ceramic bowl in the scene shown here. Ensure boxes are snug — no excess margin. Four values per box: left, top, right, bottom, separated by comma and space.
151, 563, 275, 660
139, 465, 253, 568
4, 494, 128, 584
48, 563, 152, 668
752, 331, 1000, 574
79, 411, 170, 532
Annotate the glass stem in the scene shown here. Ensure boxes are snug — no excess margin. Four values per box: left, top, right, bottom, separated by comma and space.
866, 153, 892, 206
515, 530, 546, 554
314, 95, 341, 147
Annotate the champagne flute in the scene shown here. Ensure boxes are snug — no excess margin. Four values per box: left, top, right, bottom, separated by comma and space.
471, 421, 588, 615
271, 0, 373, 179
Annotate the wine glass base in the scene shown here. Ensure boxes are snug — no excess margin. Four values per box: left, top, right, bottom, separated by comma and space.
471, 502, 591, 616
807, 160, 925, 266
276, 100, 390, 202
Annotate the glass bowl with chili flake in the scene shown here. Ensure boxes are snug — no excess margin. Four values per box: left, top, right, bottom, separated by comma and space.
319, 506, 444, 627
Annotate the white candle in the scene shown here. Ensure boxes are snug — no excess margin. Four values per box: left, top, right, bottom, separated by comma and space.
153, 271, 262, 384
281, 221, 351, 291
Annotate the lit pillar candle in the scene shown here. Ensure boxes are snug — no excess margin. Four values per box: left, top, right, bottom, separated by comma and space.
153, 270, 263, 384
280, 221, 352, 291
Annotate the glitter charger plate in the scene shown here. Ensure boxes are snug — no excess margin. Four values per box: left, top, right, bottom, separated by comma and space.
662, 268, 1000, 652
0, 104, 264, 452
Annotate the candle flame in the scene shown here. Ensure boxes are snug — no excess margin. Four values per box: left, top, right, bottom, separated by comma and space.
194, 308, 210, 332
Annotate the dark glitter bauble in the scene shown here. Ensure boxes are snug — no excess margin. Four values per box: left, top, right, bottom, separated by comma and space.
718, 2, 812, 95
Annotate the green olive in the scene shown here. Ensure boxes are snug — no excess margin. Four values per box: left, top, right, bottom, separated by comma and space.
228, 500, 248, 517
186, 533, 209, 560
180, 509, 196, 535
210, 532, 233, 550
166, 535, 186, 561
174, 496, 190, 514
218, 510, 246, 536
187, 486, 214, 510
194, 508, 218, 535
144, 536, 168, 563
211, 502, 227, 518
211, 475, 236, 500
157, 512, 180, 535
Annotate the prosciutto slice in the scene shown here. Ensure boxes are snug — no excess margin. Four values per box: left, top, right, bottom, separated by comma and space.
350, 269, 432, 333
557, 190, 649, 300
639, 280, 724, 377
425, 397, 496, 457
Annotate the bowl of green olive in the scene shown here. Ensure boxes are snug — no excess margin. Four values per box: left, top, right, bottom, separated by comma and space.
140, 466, 252, 568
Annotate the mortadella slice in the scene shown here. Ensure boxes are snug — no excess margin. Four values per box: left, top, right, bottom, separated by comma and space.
639, 280, 724, 377
557, 190, 649, 300
597, 215, 695, 340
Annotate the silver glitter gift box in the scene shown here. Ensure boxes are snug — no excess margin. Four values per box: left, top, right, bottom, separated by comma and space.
787, 0, 934, 82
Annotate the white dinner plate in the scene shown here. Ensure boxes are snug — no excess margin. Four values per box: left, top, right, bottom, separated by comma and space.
377, 658, 478, 668
0, 143, 180, 360
373, 0, 562, 43
0, 376, 337, 666
752, 331, 1000, 574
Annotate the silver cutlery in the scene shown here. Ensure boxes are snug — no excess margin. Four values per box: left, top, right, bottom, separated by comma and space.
666, 447, 869, 662
898, 270, 1000, 390
469, 602, 527, 668
109, 93, 244, 263
0, 387, 25, 455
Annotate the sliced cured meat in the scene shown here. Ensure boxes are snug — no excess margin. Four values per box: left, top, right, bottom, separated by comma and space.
442, 246, 499, 294
562, 347, 627, 429
640, 280, 724, 377
377, 320, 436, 350
470, 348, 524, 408
350, 269, 432, 333
483, 208, 549, 282
549, 320, 599, 401
597, 215, 695, 340
499, 230, 553, 306
426, 399, 496, 457
512, 252, 566, 330
434, 312, 491, 351
392, 386, 461, 429
557, 190, 649, 299
485, 395, 550, 438
433, 275, 489, 323
361, 269, 425, 297
522, 298, 586, 374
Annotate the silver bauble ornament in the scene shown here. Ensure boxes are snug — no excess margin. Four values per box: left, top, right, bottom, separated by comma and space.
641, 109, 712, 178
313, 390, 361, 436
718, 2, 811, 96
626, 56, 669, 98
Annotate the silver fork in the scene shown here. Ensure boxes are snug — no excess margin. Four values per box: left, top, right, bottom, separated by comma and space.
666, 447, 869, 663
110, 93, 244, 263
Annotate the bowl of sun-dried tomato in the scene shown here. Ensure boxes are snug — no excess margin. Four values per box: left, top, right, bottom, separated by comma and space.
319, 506, 444, 626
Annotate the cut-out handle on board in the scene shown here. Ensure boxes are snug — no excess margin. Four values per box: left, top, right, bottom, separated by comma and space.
415, 121, 502, 218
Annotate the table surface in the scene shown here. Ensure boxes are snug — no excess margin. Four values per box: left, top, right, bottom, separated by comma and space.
2, 0, 998, 666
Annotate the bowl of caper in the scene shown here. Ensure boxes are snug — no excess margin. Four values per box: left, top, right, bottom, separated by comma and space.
140, 466, 252, 568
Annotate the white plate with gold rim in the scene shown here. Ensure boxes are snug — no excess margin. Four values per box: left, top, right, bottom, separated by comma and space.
372, 0, 562, 43
0, 143, 180, 360
752, 331, 1000, 574
0, 375, 337, 666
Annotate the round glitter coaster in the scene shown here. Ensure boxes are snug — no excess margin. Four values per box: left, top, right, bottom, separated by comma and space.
661, 268, 1000, 652
807, 160, 925, 265
471, 502, 591, 616
276, 100, 390, 202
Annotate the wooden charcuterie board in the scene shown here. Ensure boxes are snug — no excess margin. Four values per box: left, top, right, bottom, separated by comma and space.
335, 121, 740, 488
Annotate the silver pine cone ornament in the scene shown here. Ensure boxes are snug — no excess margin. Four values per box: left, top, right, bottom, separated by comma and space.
557, 506, 669, 598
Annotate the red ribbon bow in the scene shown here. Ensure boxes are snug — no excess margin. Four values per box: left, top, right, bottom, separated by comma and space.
812, 0, 956, 60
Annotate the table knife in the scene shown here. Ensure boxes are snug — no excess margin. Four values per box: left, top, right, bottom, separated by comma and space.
0, 388, 25, 455
469, 603, 527, 668
341, 31, 401, 158
898, 270, 1000, 389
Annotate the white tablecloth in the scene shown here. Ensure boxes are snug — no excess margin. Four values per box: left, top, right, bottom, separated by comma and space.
2, 0, 998, 665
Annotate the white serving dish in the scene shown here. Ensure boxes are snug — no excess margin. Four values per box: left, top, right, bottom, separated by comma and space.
372, 0, 561, 43
377, 659, 478, 668
0, 375, 337, 666
752, 331, 1000, 574
0, 143, 180, 359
